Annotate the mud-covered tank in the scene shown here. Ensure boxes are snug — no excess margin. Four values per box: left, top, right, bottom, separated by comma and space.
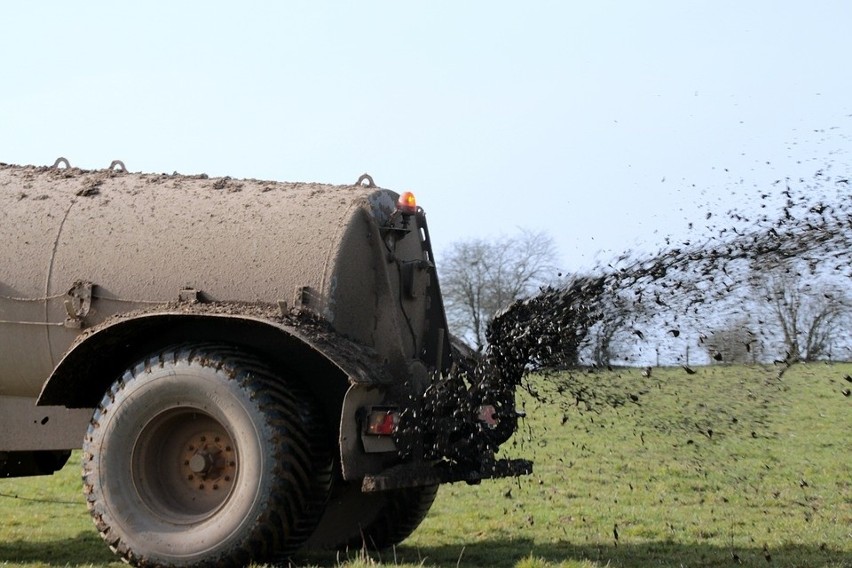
0, 160, 529, 567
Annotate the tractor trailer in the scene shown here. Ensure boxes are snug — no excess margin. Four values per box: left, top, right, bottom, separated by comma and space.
0, 159, 529, 567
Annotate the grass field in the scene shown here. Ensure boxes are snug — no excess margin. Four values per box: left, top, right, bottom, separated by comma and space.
0, 363, 849, 568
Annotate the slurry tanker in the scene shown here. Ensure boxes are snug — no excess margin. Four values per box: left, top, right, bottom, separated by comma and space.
0, 159, 528, 567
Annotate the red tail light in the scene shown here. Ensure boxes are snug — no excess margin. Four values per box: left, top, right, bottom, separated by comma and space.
365, 409, 399, 436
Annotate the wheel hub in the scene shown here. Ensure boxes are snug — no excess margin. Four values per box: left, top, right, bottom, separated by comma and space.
179, 431, 236, 492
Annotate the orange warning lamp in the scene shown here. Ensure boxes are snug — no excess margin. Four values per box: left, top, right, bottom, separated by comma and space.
397, 191, 417, 215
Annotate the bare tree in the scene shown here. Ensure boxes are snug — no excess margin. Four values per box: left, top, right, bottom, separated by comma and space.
441, 229, 558, 351
754, 268, 850, 362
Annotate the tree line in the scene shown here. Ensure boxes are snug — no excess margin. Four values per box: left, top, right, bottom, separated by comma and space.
440, 229, 852, 367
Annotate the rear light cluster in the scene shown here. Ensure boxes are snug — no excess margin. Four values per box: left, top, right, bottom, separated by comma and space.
364, 408, 400, 436
477, 404, 498, 429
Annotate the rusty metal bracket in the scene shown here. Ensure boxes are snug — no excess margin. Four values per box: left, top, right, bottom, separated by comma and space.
294, 285, 312, 309
64, 281, 93, 329
178, 288, 200, 303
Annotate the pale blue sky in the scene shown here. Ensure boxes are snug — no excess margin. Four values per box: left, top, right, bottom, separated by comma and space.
2, 2, 850, 271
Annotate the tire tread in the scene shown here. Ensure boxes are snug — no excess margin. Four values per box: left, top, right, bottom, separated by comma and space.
82, 343, 332, 567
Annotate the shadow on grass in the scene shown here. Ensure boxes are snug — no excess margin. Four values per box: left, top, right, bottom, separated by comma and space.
302, 538, 852, 568
0, 532, 118, 566
1, 535, 848, 567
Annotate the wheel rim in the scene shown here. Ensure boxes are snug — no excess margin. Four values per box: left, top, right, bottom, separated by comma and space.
131, 408, 239, 523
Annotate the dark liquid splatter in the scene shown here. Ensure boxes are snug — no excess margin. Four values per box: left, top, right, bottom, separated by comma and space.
409, 168, 851, 469
489, 171, 852, 384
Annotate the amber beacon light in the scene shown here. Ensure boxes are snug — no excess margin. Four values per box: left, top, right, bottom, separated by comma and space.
397, 191, 417, 215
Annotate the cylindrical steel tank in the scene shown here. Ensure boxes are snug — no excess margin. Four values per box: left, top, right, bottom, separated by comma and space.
0, 162, 433, 398
0, 161, 529, 568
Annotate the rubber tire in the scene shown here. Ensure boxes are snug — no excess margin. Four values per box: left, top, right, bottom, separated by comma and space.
306, 481, 438, 552
82, 345, 331, 568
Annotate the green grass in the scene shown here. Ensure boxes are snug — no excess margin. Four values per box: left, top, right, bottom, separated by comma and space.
1, 364, 849, 567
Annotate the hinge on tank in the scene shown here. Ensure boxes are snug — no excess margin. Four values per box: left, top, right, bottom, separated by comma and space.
401, 259, 433, 299
63, 281, 93, 329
